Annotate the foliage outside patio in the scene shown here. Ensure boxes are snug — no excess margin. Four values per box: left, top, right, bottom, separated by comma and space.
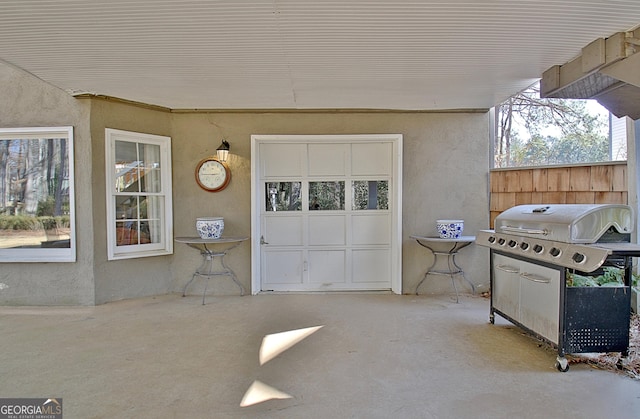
0, 215, 70, 248
568, 313, 640, 380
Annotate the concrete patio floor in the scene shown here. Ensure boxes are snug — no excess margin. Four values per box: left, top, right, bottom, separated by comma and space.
1, 293, 639, 418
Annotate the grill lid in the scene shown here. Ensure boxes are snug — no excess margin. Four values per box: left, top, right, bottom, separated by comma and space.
494, 204, 634, 244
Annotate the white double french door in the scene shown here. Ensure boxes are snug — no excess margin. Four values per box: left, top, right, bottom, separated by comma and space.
251, 135, 402, 294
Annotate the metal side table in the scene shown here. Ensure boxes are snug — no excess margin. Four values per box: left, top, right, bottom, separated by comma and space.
175, 236, 248, 304
410, 235, 476, 303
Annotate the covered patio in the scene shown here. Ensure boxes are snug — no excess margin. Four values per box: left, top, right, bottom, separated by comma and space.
1, 3, 640, 416
1, 293, 638, 418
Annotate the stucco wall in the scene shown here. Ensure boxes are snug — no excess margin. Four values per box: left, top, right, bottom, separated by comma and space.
402, 113, 490, 294
1, 62, 491, 305
85, 99, 174, 305
170, 112, 491, 296
0, 61, 95, 305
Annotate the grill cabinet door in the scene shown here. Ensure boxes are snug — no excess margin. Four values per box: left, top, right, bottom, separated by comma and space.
519, 259, 560, 344
492, 253, 521, 322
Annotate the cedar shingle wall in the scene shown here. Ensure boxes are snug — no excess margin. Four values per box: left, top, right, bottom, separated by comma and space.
490, 163, 627, 227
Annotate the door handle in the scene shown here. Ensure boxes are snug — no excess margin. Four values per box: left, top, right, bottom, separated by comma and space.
496, 264, 519, 273
520, 272, 551, 283
260, 235, 269, 245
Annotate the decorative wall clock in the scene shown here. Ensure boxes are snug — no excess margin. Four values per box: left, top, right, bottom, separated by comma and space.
195, 157, 231, 192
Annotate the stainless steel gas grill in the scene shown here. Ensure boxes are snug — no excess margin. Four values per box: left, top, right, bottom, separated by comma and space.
477, 204, 639, 372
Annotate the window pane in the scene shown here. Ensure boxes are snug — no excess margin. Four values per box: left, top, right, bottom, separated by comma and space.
115, 141, 140, 193
352, 181, 389, 210
145, 219, 162, 244
116, 195, 139, 220
309, 181, 345, 211
106, 129, 172, 260
138, 195, 149, 219
116, 220, 152, 246
265, 182, 302, 211
114, 195, 161, 246
143, 196, 163, 244
139, 143, 161, 193
116, 220, 139, 246
143, 196, 162, 221
0, 132, 74, 255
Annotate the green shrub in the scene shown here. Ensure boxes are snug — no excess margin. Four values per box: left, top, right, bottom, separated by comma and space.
38, 216, 70, 230
0, 215, 41, 230
0, 215, 69, 231
36, 197, 56, 216
568, 266, 640, 287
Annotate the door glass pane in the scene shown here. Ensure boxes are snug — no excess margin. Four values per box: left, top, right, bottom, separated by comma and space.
309, 181, 345, 210
352, 180, 389, 210
265, 182, 302, 211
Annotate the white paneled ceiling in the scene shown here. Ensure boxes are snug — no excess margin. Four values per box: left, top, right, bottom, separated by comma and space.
0, 1, 638, 110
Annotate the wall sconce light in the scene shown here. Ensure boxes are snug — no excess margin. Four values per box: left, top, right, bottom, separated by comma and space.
216, 140, 230, 162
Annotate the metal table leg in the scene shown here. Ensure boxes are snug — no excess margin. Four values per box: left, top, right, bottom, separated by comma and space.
450, 251, 476, 294
414, 239, 475, 303
182, 242, 245, 304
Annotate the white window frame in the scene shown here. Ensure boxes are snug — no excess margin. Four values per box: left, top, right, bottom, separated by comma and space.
105, 128, 173, 260
0, 126, 76, 262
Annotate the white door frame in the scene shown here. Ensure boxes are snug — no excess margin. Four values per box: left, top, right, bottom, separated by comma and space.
251, 134, 403, 294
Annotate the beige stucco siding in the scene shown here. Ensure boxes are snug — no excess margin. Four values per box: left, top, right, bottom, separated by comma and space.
0, 61, 94, 305
170, 112, 490, 296
0, 59, 490, 305
86, 100, 174, 305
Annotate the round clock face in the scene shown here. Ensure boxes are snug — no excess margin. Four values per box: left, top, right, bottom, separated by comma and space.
195, 157, 231, 192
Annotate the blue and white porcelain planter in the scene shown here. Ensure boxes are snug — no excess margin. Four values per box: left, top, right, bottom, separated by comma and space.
196, 217, 224, 239
436, 219, 464, 239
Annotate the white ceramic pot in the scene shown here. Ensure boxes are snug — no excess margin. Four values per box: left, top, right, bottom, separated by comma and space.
196, 217, 224, 239
436, 219, 464, 239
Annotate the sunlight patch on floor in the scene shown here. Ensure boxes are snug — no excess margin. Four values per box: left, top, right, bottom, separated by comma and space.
241, 325, 324, 407
240, 380, 292, 407
259, 325, 324, 365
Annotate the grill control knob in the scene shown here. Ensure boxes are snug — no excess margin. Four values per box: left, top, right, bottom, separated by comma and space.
498, 238, 506, 245
533, 244, 544, 254
520, 242, 529, 251
508, 240, 517, 248
549, 247, 561, 257
488, 236, 496, 243
572, 253, 586, 264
